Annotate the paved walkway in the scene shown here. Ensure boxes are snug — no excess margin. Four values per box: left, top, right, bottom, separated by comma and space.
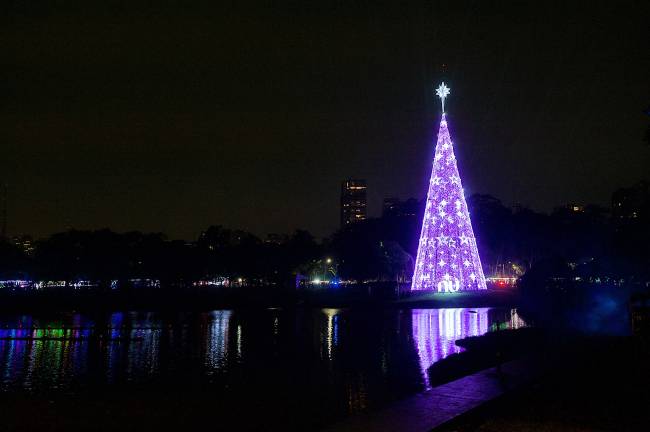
323, 360, 533, 432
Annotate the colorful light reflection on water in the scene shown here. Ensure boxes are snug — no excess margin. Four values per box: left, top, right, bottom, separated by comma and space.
0, 308, 526, 412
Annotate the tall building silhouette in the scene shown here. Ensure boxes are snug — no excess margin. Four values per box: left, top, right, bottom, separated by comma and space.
340, 179, 367, 227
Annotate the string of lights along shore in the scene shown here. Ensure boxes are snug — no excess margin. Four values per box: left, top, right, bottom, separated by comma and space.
411, 83, 487, 292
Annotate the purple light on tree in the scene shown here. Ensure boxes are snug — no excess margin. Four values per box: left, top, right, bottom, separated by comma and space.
411, 83, 487, 292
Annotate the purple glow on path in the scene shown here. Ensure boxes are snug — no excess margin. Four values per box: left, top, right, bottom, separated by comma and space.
411, 113, 487, 291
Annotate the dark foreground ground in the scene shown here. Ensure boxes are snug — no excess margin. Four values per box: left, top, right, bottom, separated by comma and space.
437, 332, 650, 431
1, 329, 647, 431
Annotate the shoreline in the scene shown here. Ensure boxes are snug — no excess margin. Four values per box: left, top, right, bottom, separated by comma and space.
0, 288, 520, 313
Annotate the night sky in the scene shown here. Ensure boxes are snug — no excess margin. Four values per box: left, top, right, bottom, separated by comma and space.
2, 1, 649, 240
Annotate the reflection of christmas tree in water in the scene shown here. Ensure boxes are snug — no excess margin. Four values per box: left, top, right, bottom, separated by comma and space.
412, 308, 490, 388
411, 83, 486, 292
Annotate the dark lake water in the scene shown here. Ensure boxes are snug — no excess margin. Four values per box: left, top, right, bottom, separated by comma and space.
0, 307, 525, 429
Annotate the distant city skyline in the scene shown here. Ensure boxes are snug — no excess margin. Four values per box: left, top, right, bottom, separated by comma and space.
1, 178, 647, 241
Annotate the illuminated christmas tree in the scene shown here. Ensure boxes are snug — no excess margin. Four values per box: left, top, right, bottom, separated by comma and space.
411, 83, 486, 292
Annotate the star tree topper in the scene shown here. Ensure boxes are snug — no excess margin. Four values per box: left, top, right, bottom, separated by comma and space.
436, 82, 451, 113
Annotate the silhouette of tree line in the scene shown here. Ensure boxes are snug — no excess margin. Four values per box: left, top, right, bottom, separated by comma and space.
0, 189, 648, 290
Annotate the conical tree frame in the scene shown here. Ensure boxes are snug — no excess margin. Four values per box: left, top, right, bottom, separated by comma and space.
411, 113, 487, 292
